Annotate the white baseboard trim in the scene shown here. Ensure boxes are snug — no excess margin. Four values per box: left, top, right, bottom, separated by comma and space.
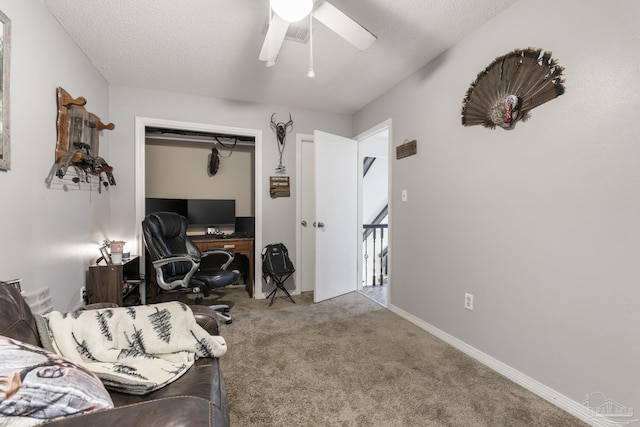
387, 303, 620, 427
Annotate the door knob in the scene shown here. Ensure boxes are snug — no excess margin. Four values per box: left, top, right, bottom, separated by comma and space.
317, 222, 325, 228
301, 220, 307, 227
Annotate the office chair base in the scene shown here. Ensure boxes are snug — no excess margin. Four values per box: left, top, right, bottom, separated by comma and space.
214, 311, 233, 324
209, 304, 232, 324
192, 297, 233, 324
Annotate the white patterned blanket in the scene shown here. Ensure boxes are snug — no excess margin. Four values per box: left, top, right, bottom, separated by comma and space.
34, 301, 226, 395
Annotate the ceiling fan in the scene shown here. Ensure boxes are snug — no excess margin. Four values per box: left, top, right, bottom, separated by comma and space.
259, 0, 377, 76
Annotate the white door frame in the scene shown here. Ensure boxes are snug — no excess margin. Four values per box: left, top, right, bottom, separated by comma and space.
354, 119, 392, 301
295, 120, 392, 301
134, 117, 263, 297
295, 133, 314, 294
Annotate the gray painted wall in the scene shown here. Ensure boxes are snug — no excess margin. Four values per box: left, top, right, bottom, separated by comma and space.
4, 0, 637, 418
107, 86, 352, 297
354, 0, 639, 416
145, 141, 255, 217
0, 0, 351, 307
0, 0, 110, 311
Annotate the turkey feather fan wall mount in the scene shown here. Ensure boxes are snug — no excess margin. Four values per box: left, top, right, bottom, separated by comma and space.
461, 48, 565, 130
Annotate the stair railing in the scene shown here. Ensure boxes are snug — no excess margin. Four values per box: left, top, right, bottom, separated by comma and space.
362, 224, 388, 287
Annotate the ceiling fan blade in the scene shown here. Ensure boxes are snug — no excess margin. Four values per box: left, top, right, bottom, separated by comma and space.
313, 1, 377, 51
259, 12, 290, 64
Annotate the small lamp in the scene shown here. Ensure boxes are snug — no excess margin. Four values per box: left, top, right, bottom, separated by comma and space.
271, 0, 313, 22
110, 240, 125, 264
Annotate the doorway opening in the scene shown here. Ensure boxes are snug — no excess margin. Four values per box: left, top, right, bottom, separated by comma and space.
295, 131, 359, 303
133, 117, 263, 298
295, 122, 391, 306
357, 122, 391, 307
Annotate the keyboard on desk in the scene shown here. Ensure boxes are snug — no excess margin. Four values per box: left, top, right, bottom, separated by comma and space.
230, 232, 253, 238
201, 233, 253, 239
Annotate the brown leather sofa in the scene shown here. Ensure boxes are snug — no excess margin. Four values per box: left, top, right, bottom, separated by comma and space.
0, 282, 229, 426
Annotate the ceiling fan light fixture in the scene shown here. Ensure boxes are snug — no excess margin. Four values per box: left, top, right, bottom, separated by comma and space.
271, 0, 313, 23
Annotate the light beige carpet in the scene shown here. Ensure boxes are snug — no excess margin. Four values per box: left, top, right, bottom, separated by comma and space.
176, 287, 588, 426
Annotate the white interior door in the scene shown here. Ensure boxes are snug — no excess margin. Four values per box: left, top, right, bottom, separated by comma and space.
313, 131, 358, 302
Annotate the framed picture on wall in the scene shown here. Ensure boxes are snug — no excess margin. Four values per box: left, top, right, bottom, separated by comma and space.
0, 10, 11, 171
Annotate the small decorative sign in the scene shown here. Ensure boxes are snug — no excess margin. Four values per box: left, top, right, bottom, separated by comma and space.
396, 139, 417, 159
270, 176, 290, 198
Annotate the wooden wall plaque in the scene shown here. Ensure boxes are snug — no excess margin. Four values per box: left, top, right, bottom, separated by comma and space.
270, 176, 290, 198
396, 139, 417, 159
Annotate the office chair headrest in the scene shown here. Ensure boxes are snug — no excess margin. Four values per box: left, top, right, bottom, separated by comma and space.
146, 212, 187, 239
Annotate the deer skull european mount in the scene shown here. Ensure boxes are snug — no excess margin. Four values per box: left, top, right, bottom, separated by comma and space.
270, 113, 293, 174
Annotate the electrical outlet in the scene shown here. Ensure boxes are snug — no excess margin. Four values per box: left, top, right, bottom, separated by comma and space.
464, 293, 474, 310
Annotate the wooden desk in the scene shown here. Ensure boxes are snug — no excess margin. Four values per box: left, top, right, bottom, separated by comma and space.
190, 235, 255, 298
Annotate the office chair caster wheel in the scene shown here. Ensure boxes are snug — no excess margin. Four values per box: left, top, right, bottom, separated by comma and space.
215, 311, 233, 324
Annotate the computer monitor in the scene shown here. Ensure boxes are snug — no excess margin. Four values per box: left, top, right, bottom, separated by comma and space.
145, 198, 188, 217
187, 199, 236, 227
235, 216, 255, 236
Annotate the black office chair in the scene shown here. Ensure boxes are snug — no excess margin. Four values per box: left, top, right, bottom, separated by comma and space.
142, 212, 240, 323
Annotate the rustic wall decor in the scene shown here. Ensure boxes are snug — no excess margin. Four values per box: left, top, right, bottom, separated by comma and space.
270, 175, 290, 198
47, 87, 116, 190
396, 139, 417, 159
270, 113, 293, 174
461, 48, 565, 130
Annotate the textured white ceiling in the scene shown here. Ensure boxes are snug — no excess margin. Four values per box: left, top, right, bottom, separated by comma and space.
44, 0, 517, 114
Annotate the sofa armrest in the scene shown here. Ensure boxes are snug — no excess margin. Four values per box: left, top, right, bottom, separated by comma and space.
78, 302, 219, 335
43, 396, 227, 427
80, 302, 119, 310
189, 305, 220, 336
